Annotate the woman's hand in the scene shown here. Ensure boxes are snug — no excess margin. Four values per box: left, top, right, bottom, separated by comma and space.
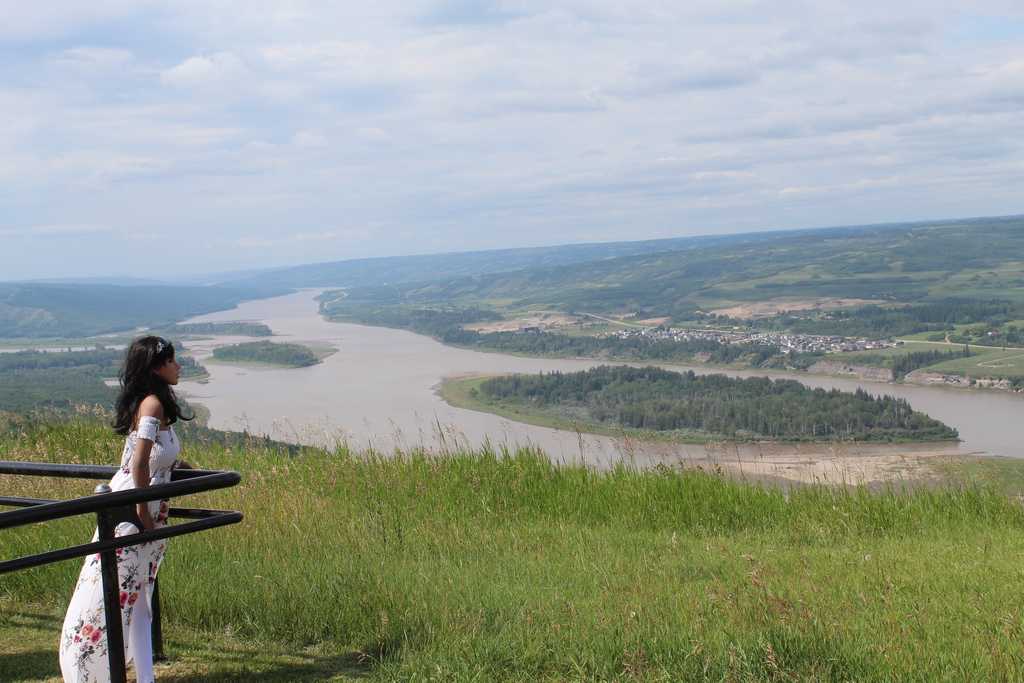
136, 503, 157, 531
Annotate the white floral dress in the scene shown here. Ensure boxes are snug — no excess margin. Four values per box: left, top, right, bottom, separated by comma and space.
59, 416, 178, 683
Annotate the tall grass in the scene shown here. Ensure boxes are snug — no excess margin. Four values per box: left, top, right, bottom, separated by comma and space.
2, 414, 1023, 681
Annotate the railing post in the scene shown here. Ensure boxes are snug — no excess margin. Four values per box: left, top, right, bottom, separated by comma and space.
94, 483, 128, 683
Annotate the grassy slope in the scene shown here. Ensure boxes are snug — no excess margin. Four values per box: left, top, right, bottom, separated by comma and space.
927, 350, 1024, 380
810, 344, 1024, 381
840, 343, 1024, 382
230, 232, 803, 289
0, 284, 285, 339
3, 417, 1024, 682
334, 218, 1024, 314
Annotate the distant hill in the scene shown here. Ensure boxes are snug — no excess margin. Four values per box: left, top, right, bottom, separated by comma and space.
8, 276, 168, 286
0, 283, 288, 339
219, 230, 828, 289
331, 216, 1024, 314
217, 216, 1003, 291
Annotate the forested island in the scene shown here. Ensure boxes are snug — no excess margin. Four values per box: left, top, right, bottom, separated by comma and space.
454, 365, 958, 443
153, 322, 273, 337
210, 340, 321, 367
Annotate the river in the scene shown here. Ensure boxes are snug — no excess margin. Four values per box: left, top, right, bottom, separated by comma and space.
177, 289, 1024, 472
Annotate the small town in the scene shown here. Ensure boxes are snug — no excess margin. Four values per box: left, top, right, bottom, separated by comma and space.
596, 326, 903, 353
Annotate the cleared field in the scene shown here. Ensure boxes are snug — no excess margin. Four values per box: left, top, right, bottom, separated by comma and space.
555, 322, 631, 337
821, 342, 958, 362
925, 349, 1024, 380
894, 330, 950, 341
932, 287, 1024, 303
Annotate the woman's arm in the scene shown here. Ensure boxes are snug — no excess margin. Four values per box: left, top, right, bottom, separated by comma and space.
133, 395, 165, 531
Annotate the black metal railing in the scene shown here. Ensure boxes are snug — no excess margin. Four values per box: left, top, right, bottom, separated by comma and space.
0, 461, 243, 683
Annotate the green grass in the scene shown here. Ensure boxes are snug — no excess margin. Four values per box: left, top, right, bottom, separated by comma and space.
547, 322, 630, 337
926, 349, 1024, 380
931, 266, 1024, 301
312, 347, 338, 362
3, 416, 1024, 682
0, 602, 370, 683
929, 288, 1024, 303
954, 457, 1024, 498
818, 342, 949, 362
891, 330, 946, 342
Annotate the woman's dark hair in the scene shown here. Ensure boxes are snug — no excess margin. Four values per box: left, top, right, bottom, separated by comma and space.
112, 335, 193, 435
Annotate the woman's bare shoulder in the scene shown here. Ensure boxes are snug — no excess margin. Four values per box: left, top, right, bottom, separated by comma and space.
138, 395, 166, 420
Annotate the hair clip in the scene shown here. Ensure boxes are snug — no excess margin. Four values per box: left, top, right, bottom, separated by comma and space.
155, 338, 167, 354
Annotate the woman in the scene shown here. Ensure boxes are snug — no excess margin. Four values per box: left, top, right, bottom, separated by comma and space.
59, 336, 192, 683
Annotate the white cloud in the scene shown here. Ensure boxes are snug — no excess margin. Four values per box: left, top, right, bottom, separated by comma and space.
220, 235, 276, 248
779, 185, 826, 197
694, 171, 757, 181
979, 59, 1024, 103
159, 52, 248, 89
353, 127, 394, 146
605, 57, 760, 99
292, 229, 371, 241
72, 156, 166, 189
472, 90, 607, 116
292, 130, 328, 147
242, 140, 275, 152
57, 47, 132, 68
261, 40, 372, 66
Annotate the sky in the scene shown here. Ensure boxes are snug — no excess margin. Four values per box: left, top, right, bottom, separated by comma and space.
2, 1, 1023, 281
